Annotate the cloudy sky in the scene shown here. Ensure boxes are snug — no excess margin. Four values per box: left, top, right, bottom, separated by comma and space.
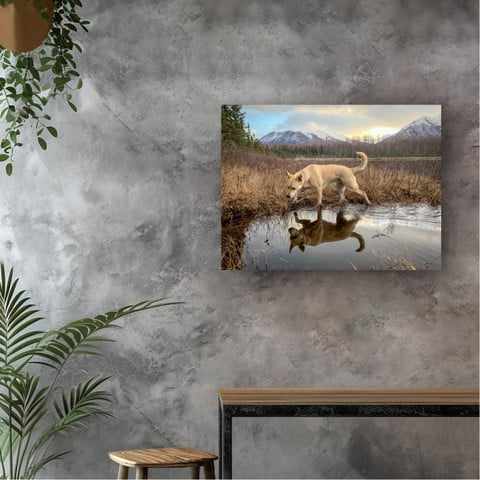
242, 105, 441, 140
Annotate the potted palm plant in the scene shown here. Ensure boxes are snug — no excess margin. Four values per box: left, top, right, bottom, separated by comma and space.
0, 263, 181, 478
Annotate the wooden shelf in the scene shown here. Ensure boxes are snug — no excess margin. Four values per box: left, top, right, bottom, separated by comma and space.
219, 388, 480, 405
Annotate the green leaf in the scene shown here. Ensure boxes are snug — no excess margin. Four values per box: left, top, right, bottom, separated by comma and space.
37, 137, 47, 150
68, 102, 77, 112
22, 83, 33, 97
13, 71, 23, 85
54, 77, 68, 88
16, 57, 26, 69
0, 154, 8, 162
26, 56, 34, 69
39, 56, 54, 65
46, 126, 58, 138
5, 163, 12, 176
52, 62, 63, 75
31, 68, 40, 81
5, 110, 15, 122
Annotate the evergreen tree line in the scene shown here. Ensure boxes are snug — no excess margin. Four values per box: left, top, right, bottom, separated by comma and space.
266, 137, 441, 158
221, 105, 265, 151
222, 105, 440, 158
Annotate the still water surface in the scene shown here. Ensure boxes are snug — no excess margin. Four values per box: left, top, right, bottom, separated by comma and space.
243, 204, 441, 270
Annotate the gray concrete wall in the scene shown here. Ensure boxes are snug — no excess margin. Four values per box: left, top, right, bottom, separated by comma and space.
0, 0, 478, 478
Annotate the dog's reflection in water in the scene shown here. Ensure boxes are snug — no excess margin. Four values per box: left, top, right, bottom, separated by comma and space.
288, 208, 365, 253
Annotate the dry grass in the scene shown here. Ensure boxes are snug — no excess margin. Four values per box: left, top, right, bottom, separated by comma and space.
222, 145, 441, 224
222, 156, 290, 224
221, 219, 253, 270
372, 247, 417, 270
371, 246, 438, 270
221, 232, 245, 270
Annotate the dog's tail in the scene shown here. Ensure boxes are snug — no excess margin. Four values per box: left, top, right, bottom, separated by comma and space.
351, 232, 366, 252
352, 151, 368, 173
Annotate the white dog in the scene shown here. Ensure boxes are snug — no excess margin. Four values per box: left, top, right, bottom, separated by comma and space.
286, 151, 371, 206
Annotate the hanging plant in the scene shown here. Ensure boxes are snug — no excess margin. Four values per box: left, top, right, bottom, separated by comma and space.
0, 0, 89, 175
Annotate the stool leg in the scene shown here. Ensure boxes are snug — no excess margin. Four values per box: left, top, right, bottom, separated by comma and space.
190, 464, 200, 479
135, 467, 148, 480
117, 465, 129, 480
204, 460, 215, 480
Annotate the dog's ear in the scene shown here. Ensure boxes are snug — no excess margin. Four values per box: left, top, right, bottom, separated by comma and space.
299, 244, 305, 252
296, 173, 303, 182
287, 172, 294, 178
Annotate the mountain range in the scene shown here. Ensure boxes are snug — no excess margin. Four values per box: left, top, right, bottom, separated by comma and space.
259, 114, 441, 145
388, 115, 441, 139
259, 130, 352, 145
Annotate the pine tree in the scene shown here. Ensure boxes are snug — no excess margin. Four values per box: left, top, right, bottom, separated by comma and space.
221, 105, 248, 146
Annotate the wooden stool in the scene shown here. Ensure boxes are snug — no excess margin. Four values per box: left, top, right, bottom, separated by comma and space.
108, 447, 217, 479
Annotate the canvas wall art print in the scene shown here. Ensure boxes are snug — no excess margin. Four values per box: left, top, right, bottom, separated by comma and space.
221, 105, 441, 271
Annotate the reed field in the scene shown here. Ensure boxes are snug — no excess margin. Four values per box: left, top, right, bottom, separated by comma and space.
221, 145, 441, 225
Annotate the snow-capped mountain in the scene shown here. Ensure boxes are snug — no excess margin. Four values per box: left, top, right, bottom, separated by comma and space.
259, 115, 441, 146
260, 130, 352, 145
387, 115, 441, 140
314, 131, 353, 143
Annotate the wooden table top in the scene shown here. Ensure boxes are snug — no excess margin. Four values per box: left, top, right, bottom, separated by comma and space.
219, 388, 480, 405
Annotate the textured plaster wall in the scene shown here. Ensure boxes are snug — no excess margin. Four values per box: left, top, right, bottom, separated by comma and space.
0, 0, 478, 478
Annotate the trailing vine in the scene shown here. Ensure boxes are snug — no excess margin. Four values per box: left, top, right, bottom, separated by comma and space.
0, 0, 89, 175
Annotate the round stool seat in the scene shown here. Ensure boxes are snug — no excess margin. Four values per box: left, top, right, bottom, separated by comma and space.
108, 447, 217, 479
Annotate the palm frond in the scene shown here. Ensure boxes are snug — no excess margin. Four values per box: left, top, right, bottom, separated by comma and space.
53, 376, 112, 424
0, 373, 48, 437
29, 376, 112, 462
0, 365, 21, 383
0, 422, 19, 472
23, 451, 69, 480
0, 264, 44, 369
34, 299, 183, 370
